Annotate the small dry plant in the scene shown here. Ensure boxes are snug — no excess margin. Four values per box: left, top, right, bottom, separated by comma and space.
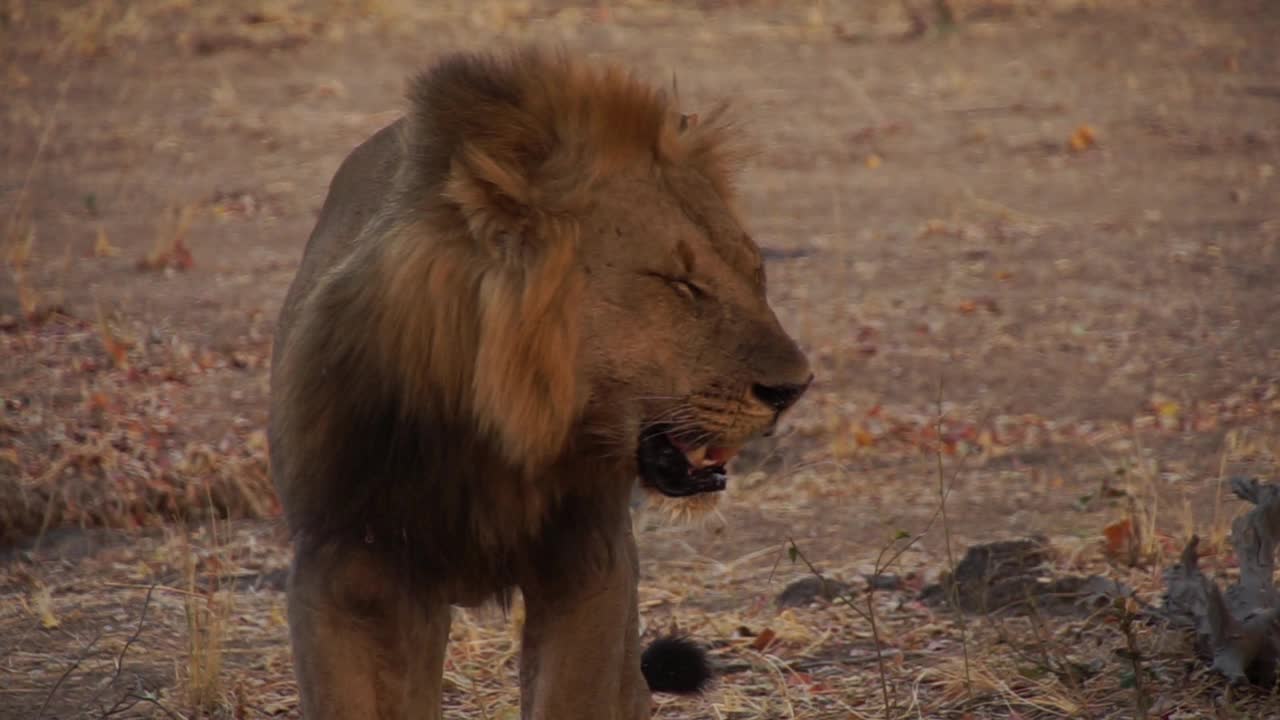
140, 203, 197, 272
4, 192, 74, 324
783, 379, 974, 717
179, 505, 234, 716
4, 193, 42, 320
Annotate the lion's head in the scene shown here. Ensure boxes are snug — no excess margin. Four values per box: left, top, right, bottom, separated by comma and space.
571, 144, 813, 504
372, 49, 813, 504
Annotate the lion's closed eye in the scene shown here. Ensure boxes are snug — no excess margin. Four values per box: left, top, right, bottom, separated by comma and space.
646, 272, 708, 302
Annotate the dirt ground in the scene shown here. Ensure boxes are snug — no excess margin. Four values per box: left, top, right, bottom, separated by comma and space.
3, 1, 1280, 718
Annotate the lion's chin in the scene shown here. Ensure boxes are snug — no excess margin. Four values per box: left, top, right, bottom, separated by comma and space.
636, 425, 742, 498
633, 483, 723, 526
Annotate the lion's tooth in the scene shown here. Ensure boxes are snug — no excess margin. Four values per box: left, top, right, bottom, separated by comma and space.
684, 445, 707, 467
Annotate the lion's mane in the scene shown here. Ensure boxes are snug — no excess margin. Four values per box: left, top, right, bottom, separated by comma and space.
268, 49, 737, 599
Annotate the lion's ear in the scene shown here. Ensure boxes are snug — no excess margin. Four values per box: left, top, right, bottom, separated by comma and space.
443, 143, 539, 243
407, 53, 587, 473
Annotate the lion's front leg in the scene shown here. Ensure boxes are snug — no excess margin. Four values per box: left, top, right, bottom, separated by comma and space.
287, 542, 452, 720
518, 523, 650, 720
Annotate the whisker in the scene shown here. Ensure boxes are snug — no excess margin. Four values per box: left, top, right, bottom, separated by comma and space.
649, 405, 696, 421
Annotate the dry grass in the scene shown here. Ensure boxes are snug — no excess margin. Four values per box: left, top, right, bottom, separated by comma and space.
0, 317, 276, 546
179, 512, 233, 716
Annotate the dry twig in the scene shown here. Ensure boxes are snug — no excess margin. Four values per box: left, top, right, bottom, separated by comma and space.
1162, 477, 1280, 685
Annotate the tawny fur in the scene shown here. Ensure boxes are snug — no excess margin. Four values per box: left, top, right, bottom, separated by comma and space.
268, 47, 810, 720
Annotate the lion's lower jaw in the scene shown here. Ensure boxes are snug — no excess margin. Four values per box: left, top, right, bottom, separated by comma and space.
631, 485, 723, 526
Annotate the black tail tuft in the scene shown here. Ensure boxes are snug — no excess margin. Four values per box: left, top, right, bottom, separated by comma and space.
641, 634, 715, 695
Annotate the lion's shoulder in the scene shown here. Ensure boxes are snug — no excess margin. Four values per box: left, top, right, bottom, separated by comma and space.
273, 118, 408, 354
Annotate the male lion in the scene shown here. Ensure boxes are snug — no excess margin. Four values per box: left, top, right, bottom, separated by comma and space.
269, 48, 812, 719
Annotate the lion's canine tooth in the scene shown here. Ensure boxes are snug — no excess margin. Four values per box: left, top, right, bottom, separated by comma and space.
683, 445, 708, 467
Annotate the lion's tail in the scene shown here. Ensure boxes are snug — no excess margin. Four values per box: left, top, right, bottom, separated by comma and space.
640, 635, 715, 695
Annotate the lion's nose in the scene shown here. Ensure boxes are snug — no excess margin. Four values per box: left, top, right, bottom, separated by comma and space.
751, 374, 813, 413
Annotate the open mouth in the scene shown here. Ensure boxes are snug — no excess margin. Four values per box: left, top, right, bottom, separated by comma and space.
637, 426, 742, 498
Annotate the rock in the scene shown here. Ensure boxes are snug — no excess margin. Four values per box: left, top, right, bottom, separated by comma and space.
864, 573, 902, 591
921, 535, 1128, 617
777, 576, 852, 608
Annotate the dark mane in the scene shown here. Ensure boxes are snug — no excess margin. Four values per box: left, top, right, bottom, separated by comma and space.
403, 47, 739, 217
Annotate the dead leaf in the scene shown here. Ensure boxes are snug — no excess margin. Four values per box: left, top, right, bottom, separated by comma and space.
976, 429, 996, 451
1103, 517, 1138, 560
1153, 397, 1181, 430
86, 392, 114, 412
750, 627, 777, 652
1068, 124, 1097, 153
854, 427, 876, 447
96, 302, 132, 370
957, 297, 999, 315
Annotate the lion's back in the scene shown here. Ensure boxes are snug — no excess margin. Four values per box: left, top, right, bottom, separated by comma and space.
272, 119, 407, 360
268, 119, 407, 494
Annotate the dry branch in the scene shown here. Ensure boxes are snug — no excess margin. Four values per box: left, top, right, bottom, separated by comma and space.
1161, 477, 1280, 684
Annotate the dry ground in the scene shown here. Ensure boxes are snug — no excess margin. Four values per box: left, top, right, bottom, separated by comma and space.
3, 0, 1280, 718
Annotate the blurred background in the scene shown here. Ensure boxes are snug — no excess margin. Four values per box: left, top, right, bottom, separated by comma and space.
2, 1, 1279, 717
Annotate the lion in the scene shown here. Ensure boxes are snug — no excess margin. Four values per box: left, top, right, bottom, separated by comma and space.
268, 48, 812, 719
